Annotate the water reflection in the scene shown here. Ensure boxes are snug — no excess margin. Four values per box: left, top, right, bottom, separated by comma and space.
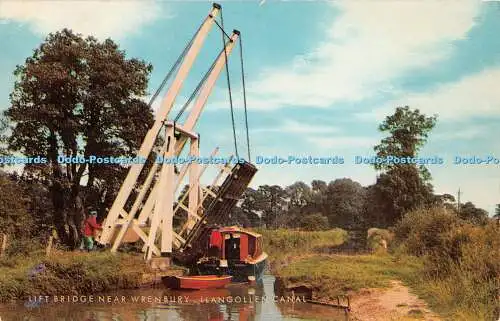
0, 276, 347, 321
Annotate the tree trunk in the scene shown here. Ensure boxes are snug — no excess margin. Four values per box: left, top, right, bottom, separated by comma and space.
51, 181, 70, 245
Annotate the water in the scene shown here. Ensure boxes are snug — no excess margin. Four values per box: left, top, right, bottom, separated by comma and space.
0, 276, 348, 321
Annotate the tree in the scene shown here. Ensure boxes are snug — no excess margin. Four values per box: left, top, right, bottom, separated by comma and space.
285, 181, 312, 208
4, 29, 154, 247
459, 201, 489, 225
0, 172, 33, 236
0, 117, 9, 162
253, 185, 287, 228
494, 204, 500, 218
311, 180, 327, 193
372, 106, 437, 226
374, 106, 437, 177
237, 188, 263, 227
299, 213, 329, 231
325, 178, 366, 229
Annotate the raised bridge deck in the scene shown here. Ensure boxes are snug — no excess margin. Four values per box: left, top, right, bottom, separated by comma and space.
175, 160, 257, 264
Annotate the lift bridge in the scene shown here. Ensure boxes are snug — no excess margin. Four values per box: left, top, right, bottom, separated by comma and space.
97, 3, 256, 266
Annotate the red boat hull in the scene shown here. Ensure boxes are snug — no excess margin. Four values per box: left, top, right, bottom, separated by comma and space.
163, 275, 232, 290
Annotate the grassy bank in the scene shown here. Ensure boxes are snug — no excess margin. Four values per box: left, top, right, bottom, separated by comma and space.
277, 254, 422, 299
393, 209, 500, 321
0, 250, 147, 303
255, 228, 348, 269
261, 222, 499, 321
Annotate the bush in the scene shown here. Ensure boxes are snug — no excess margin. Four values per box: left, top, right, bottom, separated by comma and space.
299, 213, 330, 231
394, 207, 462, 257
394, 207, 500, 319
367, 228, 394, 252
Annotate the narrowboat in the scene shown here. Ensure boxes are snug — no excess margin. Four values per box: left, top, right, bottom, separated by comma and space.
196, 226, 268, 283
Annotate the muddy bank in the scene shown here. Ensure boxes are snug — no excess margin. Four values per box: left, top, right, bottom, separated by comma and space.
349, 280, 442, 321
274, 276, 350, 310
275, 276, 442, 321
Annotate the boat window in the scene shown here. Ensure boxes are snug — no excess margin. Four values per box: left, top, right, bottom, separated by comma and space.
224, 234, 240, 261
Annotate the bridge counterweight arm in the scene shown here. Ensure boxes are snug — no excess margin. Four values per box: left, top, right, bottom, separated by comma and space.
173, 31, 240, 156
99, 4, 221, 244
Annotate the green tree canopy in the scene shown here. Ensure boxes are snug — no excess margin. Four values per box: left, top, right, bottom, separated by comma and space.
299, 213, 329, 231
0, 172, 32, 236
4, 29, 154, 247
459, 201, 489, 225
325, 178, 366, 229
372, 106, 437, 226
494, 204, 500, 218
0, 118, 9, 162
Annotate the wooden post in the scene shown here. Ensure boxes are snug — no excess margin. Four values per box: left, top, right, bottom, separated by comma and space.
1, 233, 7, 258
46, 235, 54, 257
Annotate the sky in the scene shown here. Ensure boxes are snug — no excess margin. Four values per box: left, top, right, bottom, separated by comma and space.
0, 1, 499, 214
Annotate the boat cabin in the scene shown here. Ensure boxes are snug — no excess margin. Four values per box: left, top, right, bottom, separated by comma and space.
208, 226, 264, 262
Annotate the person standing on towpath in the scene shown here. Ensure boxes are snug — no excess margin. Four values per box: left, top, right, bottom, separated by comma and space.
79, 209, 102, 251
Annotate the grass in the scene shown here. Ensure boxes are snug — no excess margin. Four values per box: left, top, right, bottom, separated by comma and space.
0, 250, 147, 303
277, 253, 423, 300
259, 229, 423, 299
407, 266, 499, 321
254, 228, 348, 269
260, 227, 499, 321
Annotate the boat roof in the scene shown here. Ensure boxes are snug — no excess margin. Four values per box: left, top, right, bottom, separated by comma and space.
215, 226, 262, 238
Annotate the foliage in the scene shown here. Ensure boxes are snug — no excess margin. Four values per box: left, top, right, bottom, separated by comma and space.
0, 251, 146, 302
324, 178, 366, 229
458, 201, 489, 225
298, 213, 329, 231
366, 228, 394, 252
0, 172, 33, 236
4, 29, 154, 246
255, 228, 347, 267
231, 188, 262, 227
393, 207, 462, 257
277, 254, 422, 300
235, 178, 369, 230
395, 207, 500, 320
248, 185, 288, 228
372, 106, 437, 225
0, 117, 9, 161
374, 106, 437, 173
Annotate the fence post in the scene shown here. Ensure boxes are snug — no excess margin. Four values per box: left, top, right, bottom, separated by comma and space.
1, 233, 7, 258
45, 235, 54, 257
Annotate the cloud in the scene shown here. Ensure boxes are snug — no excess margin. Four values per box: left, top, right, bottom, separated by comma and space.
357, 67, 500, 122
245, 1, 480, 110
253, 119, 339, 135
0, 1, 164, 39
433, 125, 491, 141
307, 136, 377, 150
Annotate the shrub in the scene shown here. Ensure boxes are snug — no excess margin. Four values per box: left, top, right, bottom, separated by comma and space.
395, 207, 500, 319
299, 213, 330, 231
393, 207, 462, 257
367, 228, 394, 252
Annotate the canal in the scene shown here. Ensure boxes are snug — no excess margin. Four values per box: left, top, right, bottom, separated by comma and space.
0, 276, 348, 321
